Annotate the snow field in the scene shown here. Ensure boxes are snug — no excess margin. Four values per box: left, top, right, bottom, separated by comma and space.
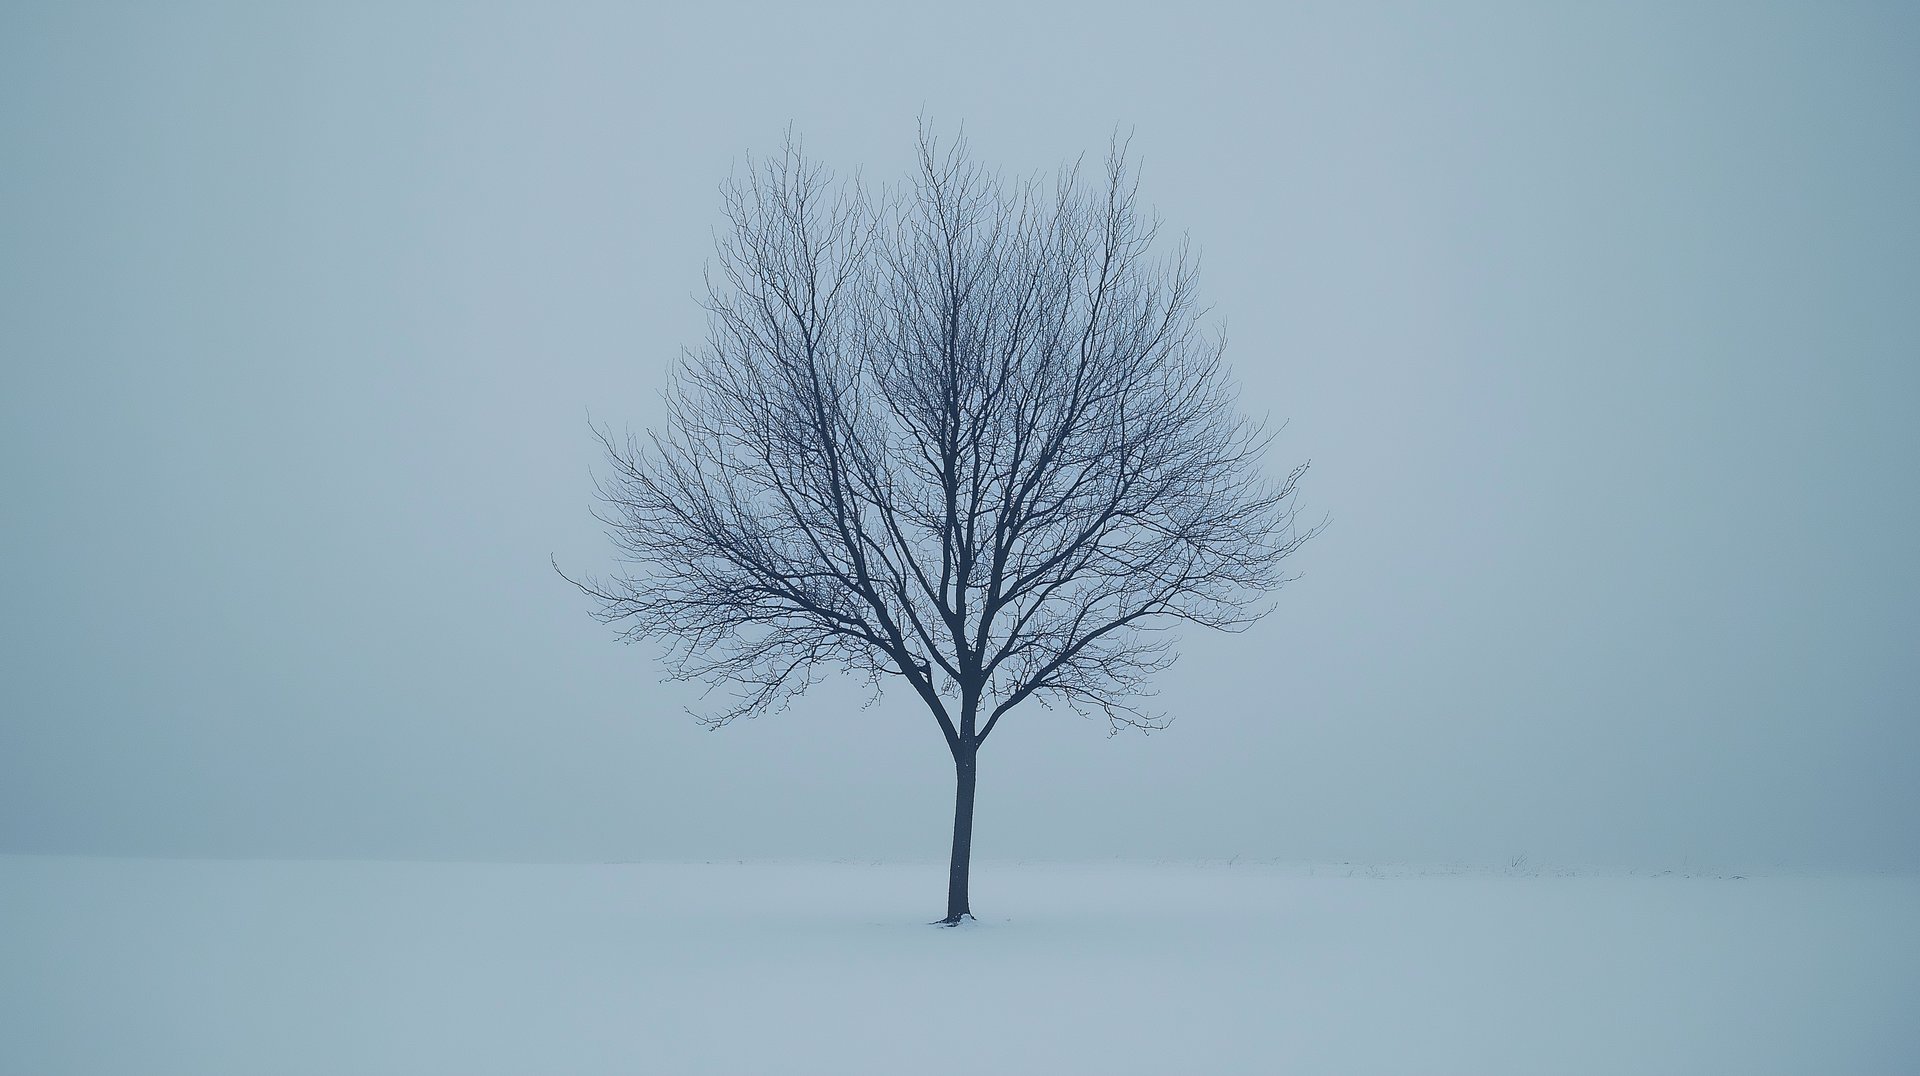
2, 857, 1914, 1074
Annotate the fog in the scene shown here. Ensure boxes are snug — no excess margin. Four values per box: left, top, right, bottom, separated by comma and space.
4, 1, 1915, 873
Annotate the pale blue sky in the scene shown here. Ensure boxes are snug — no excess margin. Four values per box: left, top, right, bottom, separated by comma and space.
3, 1, 1915, 870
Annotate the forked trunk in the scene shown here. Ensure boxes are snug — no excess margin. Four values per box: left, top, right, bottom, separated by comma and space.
940, 743, 977, 925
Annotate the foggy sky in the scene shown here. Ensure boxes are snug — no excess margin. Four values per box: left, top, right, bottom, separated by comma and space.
3, 1, 1915, 872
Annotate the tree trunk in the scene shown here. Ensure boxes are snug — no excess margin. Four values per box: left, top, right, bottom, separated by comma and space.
941, 743, 977, 924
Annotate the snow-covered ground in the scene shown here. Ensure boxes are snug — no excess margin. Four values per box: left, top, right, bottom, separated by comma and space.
2, 857, 1913, 1074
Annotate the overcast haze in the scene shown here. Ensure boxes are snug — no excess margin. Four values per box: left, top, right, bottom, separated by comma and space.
3, 1, 1915, 872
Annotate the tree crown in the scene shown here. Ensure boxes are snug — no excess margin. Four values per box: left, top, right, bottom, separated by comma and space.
575, 131, 1314, 745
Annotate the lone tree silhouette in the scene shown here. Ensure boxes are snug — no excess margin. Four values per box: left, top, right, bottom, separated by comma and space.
572, 131, 1313, 924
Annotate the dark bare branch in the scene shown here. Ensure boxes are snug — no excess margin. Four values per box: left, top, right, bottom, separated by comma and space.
572, 130, 1317, 751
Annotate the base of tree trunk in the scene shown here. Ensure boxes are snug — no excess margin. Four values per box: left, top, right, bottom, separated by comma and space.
932, 913, 975, 927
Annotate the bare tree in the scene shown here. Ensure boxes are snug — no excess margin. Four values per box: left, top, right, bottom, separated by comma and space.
569, 131, 1314, 924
